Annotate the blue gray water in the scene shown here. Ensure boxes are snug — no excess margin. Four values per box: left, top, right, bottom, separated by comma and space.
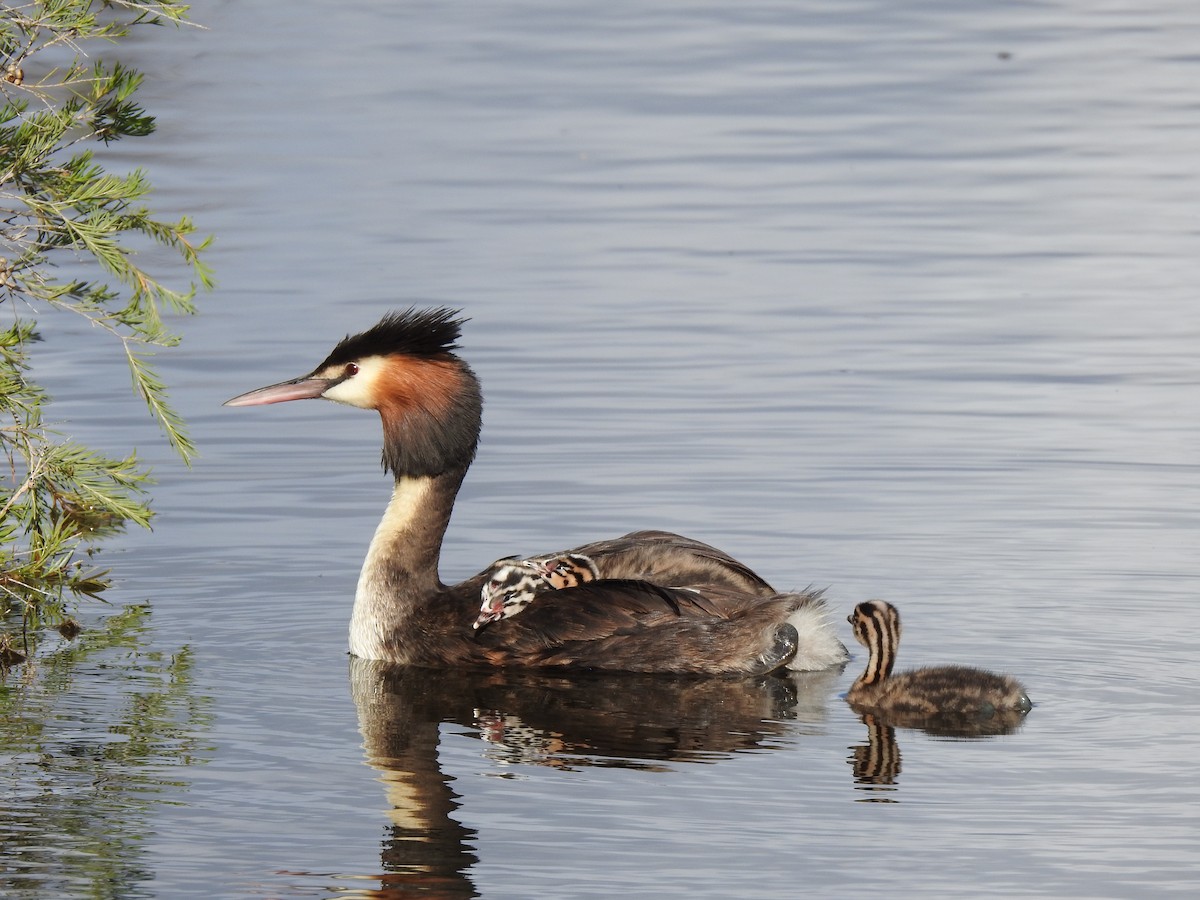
6, 1, 1200, 896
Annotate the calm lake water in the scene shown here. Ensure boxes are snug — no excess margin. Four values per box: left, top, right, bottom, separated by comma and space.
5, 0, 1200, 897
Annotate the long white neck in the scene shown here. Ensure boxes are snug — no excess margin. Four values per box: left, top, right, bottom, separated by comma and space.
348, 470, 464, 660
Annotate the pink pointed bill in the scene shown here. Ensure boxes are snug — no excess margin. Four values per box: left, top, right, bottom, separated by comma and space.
223, 376, 333, 407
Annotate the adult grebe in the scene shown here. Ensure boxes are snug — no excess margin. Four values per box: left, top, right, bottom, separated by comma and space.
846, 600, 1032, 719
225, 308, 848, 676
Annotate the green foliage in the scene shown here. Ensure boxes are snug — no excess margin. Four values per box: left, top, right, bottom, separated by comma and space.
1, 1, 211, 648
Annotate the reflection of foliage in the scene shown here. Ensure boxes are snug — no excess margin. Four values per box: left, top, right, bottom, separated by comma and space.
1, 0, 212, 641
0, 604, 214, 898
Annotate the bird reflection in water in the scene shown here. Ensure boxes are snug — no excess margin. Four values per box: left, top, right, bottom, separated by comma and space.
847, 705, 1031, 801
347, 658, 843, 896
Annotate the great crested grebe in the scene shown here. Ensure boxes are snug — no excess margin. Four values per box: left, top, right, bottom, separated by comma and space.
225, 308, 848, 676
846, 600, 1032, 719
474, 553, 600, 631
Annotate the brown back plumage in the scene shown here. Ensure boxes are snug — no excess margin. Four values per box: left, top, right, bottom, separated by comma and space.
429, 534, 820, 676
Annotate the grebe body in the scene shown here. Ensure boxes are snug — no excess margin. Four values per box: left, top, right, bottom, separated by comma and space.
225, 308, 848, 676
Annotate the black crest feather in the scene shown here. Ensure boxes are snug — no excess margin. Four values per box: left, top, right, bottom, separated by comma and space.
318, 307, 467, 368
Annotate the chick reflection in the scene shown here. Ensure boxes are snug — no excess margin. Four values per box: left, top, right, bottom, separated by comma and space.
848, 714, 902, 799
350, 659, 842, 893
847, 705, 1031, 799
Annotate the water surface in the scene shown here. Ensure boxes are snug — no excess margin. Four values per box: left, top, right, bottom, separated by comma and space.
5, 1, 1200, 897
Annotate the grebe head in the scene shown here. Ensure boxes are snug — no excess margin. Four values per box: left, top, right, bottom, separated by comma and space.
224, 307, 483, 477
475, 558, 548, 630
848, 599, 900, 650
536, 553, 600, 589
847, 600, 901, 683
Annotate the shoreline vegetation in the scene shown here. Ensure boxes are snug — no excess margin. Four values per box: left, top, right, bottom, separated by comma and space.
1, 0, 212, 660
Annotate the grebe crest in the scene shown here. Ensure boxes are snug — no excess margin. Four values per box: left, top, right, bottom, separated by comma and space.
473, 553, 600, 630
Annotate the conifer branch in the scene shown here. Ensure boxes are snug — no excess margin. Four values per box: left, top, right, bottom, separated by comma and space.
2, 0, 210, 640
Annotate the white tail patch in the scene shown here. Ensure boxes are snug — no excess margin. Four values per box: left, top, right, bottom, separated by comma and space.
785, 600, 850, 671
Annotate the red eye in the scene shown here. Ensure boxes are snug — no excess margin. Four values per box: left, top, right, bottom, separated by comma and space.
345, 363, 359, 377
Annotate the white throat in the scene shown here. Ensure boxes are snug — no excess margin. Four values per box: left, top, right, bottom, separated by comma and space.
348, 476, 434, 659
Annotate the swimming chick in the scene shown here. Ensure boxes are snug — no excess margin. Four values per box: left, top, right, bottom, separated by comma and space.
846, 599, 1032, 721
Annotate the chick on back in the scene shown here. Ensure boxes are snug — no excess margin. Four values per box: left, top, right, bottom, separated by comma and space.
473, 553, 600, 631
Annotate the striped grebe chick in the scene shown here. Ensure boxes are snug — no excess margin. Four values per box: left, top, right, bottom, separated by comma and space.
225, 308, 849, 676
474, 553, 599, 630
846, 600, 1031, 721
